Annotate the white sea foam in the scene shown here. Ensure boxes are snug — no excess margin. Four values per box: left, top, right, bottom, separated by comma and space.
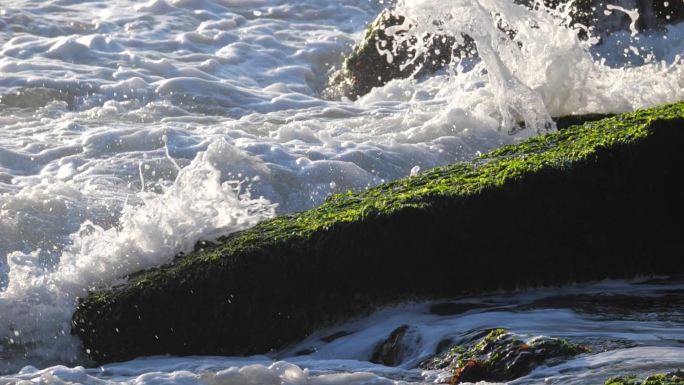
0, 0, 683, 378
0, 141, 276, 371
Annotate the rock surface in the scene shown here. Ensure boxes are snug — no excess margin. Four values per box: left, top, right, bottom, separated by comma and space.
327, 10, 458, 100
605, 371, 684, 385
421, 329, 589, 384
370, 325, 411, 366
329, 1, 684, 99
73, 102, 684, 364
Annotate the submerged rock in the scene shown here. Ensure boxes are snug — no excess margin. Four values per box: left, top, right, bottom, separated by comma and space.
320, 331, 351, 343
562, 336, 637, 354
605, 371, 684, 385
327, 10, 458, 100
370, 325, 411, 366
73, 102, 684, 364
421, 329, 589, 384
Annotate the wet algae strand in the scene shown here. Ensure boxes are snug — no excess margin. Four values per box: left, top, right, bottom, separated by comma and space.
73, 101, 684, 364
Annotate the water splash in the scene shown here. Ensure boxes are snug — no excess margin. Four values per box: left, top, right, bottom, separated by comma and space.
366, 0, 684, 125
605, 4, 641, 36
0, 141, 276, 372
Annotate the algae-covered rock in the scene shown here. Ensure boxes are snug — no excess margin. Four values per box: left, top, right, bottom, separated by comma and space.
420, 329, 589, 383
328, 10, 458, 100
329, 1, 683, 99
605, 371, 684, 385
73, 102, 684, 364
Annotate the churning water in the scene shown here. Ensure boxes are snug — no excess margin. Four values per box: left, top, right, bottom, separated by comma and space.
0, 0, 682, 383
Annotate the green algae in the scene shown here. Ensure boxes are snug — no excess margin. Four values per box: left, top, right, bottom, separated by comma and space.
421, 329, 589, 383
73, 101, 684, 364
171, 101, 683, 267
606, 371, 684, 385
215, 104, 675, 255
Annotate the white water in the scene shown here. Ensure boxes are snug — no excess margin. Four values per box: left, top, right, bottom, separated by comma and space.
0, 0, 683, 382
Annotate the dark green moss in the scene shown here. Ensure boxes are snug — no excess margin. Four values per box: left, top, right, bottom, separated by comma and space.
606, 371, 684, 385
73, 101, 684, 364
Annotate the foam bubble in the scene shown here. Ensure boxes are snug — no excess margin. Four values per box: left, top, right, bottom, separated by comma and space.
0, 361, 400, 385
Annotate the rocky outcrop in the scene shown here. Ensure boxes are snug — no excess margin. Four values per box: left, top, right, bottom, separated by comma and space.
329, 1, 683, 99
605, 371, 684, 385
327, 10, 459, 100
72, 102, 684, 364
421, 329, 589, 384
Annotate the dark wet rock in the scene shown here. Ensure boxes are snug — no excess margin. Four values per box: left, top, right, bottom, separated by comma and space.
519, 0, 683, 33
421, 329, 589, 384
327, 10, 458, 100
652, 1, 684, 26
329, 1, 684, 99
435, 338, 455, 355
429, 302, 489, 316
73, 103, 684, 364
321, 331, 351, 343
634, 1, 684, 31
295, 347, 317, 356
605, 371, 684, 385
516, 0, 594, 30
370, 325, 414, 366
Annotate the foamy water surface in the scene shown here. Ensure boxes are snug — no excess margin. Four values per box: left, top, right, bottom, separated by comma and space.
0, 0, 683, 382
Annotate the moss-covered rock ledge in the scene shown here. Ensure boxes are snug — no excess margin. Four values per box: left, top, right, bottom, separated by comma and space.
73, 102, 684, 364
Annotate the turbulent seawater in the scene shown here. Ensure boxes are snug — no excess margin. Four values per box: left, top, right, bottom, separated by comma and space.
0, 0, 682, 383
